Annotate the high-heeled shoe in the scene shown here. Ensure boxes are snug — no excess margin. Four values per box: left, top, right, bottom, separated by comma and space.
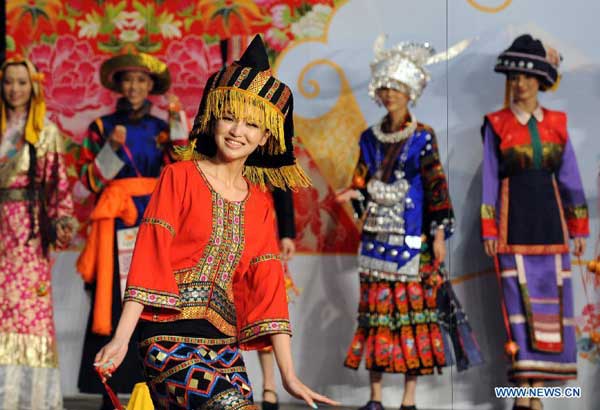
399, 405, 417, 410
261, 389, 279, 410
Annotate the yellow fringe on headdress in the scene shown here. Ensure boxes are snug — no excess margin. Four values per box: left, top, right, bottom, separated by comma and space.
548, 74, 561, 92
243, 163, 311, 191
173, 138, 198, 161
0, 58, 46, 146
197, 87, 286, 155
173, 140, 310, 191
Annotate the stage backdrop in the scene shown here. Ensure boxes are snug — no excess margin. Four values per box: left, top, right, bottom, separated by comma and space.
7, 1, 600, 409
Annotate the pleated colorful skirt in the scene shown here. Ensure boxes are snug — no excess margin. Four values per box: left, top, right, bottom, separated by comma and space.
344, 270, 446, 374
139, 335, 255, 410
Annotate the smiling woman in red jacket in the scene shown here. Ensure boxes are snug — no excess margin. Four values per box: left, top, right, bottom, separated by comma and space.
93, 35, 337, 410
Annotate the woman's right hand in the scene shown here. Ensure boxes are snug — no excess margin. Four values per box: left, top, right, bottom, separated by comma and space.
94, 337, 129, 376
483, 239, 497, 257
282, 373, 340, 408
109, 125, 127, 151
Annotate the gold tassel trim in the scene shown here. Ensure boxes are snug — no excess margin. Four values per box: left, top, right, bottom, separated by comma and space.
196, 87, 286, 155
173, 139, 311, 190
243, 163, 311, 191
0, 332, 58, 368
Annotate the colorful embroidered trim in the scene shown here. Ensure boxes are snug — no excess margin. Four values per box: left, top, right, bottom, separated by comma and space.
139, 334, 237, 348
250, 253, 280, 266
124, 286, 180, 310
204, 389, 255, 410
481, 204, 496, 220
564, 204, 588, 219
239, 319, 291, 343
142, 217, 175, 237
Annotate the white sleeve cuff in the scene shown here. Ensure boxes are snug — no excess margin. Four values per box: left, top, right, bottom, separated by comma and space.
95, 143, 125, 180
169, 110, 189, 141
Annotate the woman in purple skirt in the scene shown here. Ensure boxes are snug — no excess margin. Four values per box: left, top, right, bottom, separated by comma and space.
481, 34, 588, 410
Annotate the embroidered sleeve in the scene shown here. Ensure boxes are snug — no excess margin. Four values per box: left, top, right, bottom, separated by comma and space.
235, 204, 291, 350
239, 319, 292, 345
481, 122, 500, 239
557, 137, 589, 237
124, 165, 184, 318
420, 129, 455, 239
78, 119, 124, 193
40, 123, 76, 230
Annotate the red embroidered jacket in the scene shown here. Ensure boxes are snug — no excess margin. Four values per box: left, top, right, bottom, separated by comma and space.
124, 161, 291, 350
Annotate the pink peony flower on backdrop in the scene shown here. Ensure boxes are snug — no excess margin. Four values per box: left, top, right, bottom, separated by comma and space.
29, 35, 114, 141
159, 36, 223, 119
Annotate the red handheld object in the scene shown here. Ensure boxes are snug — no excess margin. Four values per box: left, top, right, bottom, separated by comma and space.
95, 366, 124, 410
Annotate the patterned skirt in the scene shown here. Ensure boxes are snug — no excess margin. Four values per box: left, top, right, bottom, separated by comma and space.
344, 268, 446, 374
139, 335, 255, 410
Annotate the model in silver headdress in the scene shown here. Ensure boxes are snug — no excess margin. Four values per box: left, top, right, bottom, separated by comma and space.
369, 34, 470, 105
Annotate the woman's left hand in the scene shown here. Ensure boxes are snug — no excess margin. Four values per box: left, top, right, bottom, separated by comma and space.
55, 222, 74, 248
282, 373, 340, 408
573, 237, 586, 257
433, 229, 446, 263
280, 238, 296, 261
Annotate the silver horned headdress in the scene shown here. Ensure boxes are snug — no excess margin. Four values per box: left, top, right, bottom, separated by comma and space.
369, 34, 470, 105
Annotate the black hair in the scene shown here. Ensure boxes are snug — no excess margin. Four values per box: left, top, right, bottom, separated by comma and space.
26, 141, 53, 257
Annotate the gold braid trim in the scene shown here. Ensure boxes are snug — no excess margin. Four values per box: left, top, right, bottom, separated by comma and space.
197, 87, 286, 154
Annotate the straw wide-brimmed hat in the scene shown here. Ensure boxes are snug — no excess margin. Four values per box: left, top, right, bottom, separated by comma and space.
100, 52, 171, 95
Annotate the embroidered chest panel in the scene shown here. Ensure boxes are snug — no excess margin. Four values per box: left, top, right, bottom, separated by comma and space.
172, 191, 246, 334
488, 109, 567, 174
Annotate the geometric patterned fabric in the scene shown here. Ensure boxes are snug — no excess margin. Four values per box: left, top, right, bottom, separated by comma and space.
140, 335, 256, 409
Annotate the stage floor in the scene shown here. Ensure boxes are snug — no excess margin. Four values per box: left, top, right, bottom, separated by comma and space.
65, 397, 327, 409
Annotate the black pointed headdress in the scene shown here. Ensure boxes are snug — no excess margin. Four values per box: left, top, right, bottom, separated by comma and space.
184, 35, 310, 190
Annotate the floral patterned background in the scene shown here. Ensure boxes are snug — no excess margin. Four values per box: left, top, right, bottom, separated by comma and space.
6, 0, 359, 253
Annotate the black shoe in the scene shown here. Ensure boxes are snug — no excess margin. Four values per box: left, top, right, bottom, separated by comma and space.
99, 394, 115, 410
262, 389, 279, 410
359, 401, 385, 410
400, 405, 417, 410
262, 402, 279, 410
